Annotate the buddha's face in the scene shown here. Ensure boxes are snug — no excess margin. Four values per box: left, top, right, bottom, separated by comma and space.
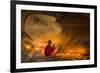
24, 14, 62, 40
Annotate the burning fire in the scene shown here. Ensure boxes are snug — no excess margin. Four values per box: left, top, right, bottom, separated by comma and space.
55, 47, 89, 60
22, 35, 90, 60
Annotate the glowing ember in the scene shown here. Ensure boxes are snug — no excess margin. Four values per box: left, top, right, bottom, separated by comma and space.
35, 47, 40, 51
55, 46, 89, 60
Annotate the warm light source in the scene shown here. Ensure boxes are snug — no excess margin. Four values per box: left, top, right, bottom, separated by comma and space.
35, 47, 40, 51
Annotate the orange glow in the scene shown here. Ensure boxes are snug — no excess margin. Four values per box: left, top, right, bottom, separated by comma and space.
35, 47, 40, 51
55, 47, 89, 60
22, 25, 89, 60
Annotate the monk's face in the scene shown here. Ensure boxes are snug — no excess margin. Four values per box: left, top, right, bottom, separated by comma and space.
48, 42, 52, 46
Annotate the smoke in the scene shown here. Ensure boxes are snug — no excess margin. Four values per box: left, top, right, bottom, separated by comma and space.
24, 14, 64, 46
23, 14, 84, 50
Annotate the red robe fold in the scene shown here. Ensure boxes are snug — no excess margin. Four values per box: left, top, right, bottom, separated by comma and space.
44, 45, 54, 57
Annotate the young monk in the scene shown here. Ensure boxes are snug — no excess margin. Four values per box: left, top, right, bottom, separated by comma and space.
44, 40, 55, 57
